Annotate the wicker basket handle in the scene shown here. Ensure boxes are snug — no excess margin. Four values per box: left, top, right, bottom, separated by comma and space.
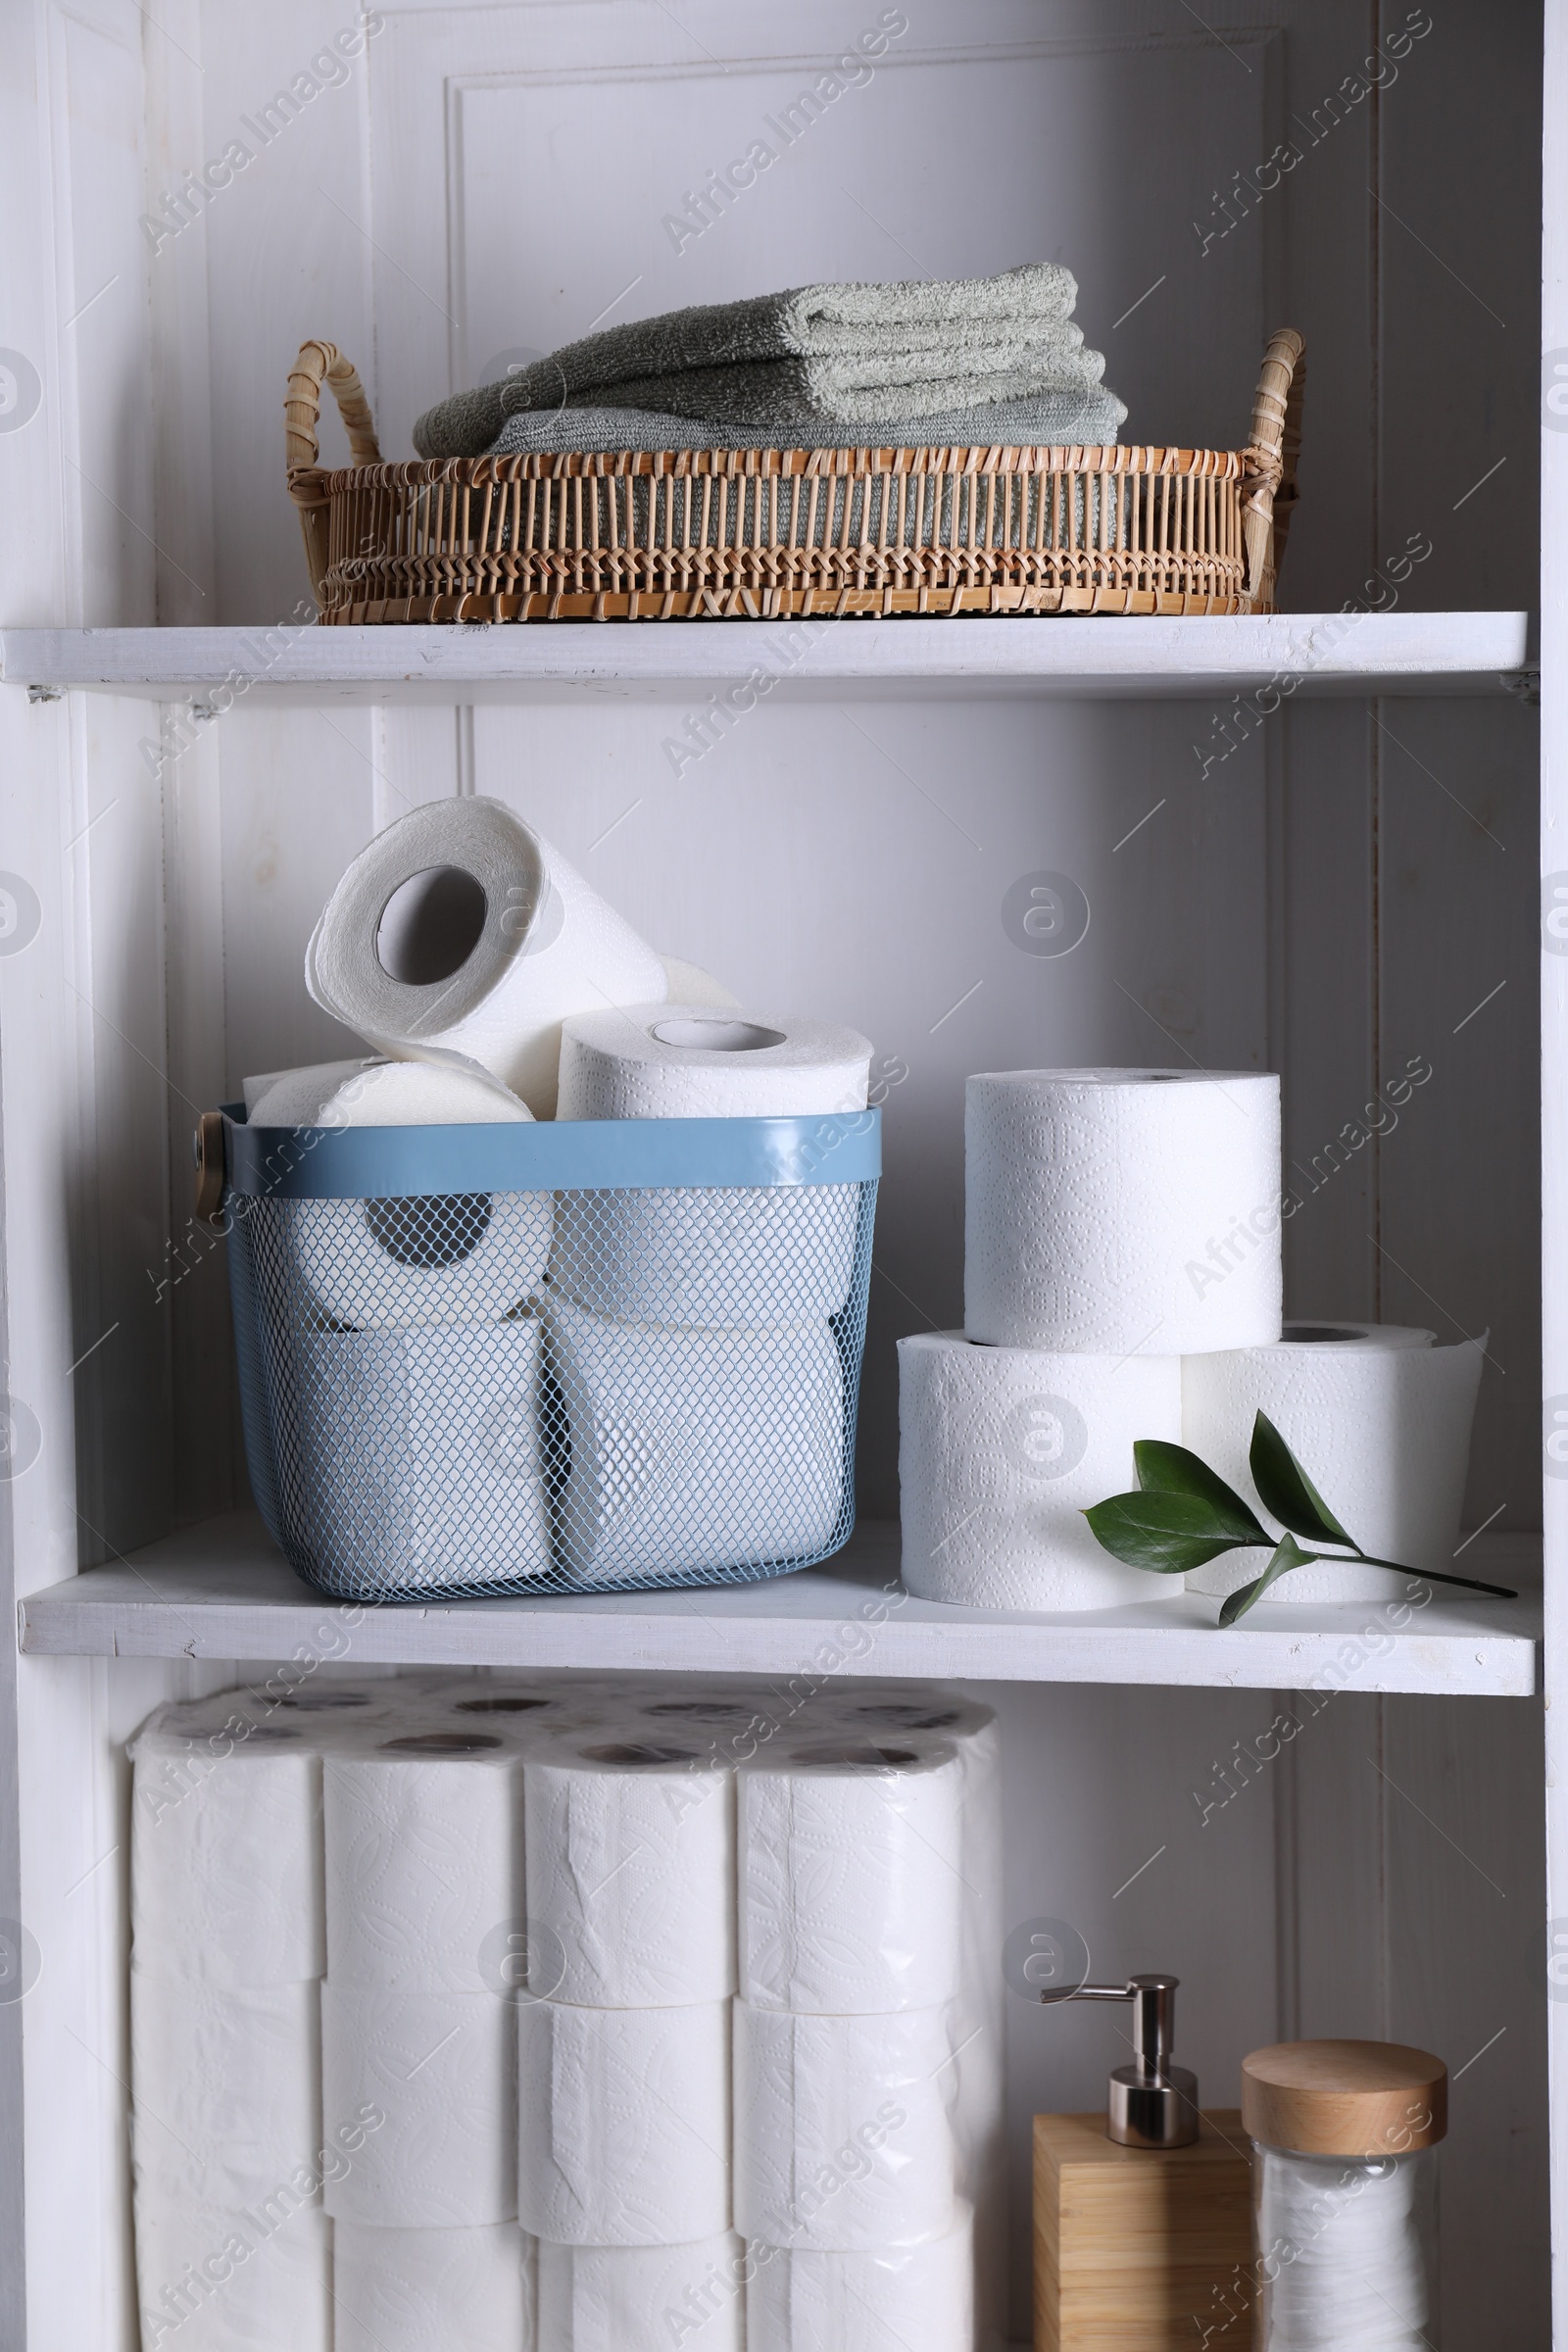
1239, 328, 1304, 612
286, 342, 382, 602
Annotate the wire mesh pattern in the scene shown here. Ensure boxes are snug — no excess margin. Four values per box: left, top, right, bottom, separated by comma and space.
227, 1178, 876, 1602
284, 333, 1304, 624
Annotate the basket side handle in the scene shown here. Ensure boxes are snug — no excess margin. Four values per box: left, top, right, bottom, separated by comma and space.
286, 341, 382, 603
1240, 328, 1305, 613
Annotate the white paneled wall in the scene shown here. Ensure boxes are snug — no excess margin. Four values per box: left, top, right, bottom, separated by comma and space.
0, 0, 1548, 2343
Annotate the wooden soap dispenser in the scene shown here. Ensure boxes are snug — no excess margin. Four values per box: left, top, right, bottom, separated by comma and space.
1033, 1973, 1255, 2351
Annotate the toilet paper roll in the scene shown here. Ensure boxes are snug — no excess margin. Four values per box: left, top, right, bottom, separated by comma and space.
129, 1731, 323, 1985
537, 2235, 745, 2352
130, 1972, 320, 2206
747, 2205, 975, 2352
738, 1736, 965, 2013
1183, 1325, 1486, 1601
546, 1298, 846, 1581
277, 1183, 553, 1331
963, 1069, 1283, 1354
557, 1005, 872, 1120
287, 1323, 551, 1590
524, 1734, 735, 2005
897, 1333, 1182, 1609
549, 1178, 861, 1332
515, 1997, 731, 2244
733, 2003, 959, 2249
321, 1981, 516, 2227
333, 2222, 536, 2352
324, 1744, 522, 1992
247, 1057, 531, 1128
661, 956, 739, 1010
307, 799, 668, 1116
134, 2200, 330, 2352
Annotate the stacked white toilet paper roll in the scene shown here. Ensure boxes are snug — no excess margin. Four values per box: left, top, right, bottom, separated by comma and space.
900, 1068, 1284, 1615
733, 1733, 969, 2348
129, 1714, 331, 2352
545, 1003, 870, 1582
307, 799, 670, 1117
518, 1727, 740, 2349
1183, 1322, 1486, 1602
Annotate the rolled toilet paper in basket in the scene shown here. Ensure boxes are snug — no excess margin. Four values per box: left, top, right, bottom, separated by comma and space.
321, 1980, 516, 2227
544, 1297, 846, 1581
307, 799, 668, 1116
324, 1740, 522, 1992
1183, 1322, 1486, 1602
964, 1068, 1283, 1353
552, 1004, 870, 1328
284, 1322, 551, 1592
134, 2200, 330, 2352
537, 2235, 745, 2352
515, 1996, 731, 2244
747, 2205, 975, 2352
332, 2221, 535, 2352
897, 1334, 1181, 1608
524, 1732, 735, 2005
734, 2001, 959, 2249
275, 1183, 552, 1332
130, 1971, 320, 2206
129, 1720, 323, 1984
738, 1734, 965, 2013
245, 1057, 530, 1127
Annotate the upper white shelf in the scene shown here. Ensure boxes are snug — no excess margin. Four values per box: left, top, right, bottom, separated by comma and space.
0, 612, 1533, 705
18, 1514, 1539, 1695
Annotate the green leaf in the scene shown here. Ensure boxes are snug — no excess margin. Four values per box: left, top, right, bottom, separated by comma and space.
1133, 1440, 1271, 1543
1249, 1411, 1356, 1547
1218, 1531, 1322, 1627
1083, 1491, 1266, 1577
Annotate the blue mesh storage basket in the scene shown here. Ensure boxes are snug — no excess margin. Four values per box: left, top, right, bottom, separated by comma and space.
216, 1105, 879, 1602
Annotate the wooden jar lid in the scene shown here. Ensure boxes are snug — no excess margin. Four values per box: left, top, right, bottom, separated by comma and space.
1242, 2039, 1447, 2156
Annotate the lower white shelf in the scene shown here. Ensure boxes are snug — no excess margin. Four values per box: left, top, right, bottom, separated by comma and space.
18, 1517, 1540, 1694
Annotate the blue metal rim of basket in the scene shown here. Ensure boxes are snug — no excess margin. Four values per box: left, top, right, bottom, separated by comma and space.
220, 1103, 881, 1199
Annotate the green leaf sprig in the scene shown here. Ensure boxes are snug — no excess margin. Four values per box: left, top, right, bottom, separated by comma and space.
1083, 1412, 1518, 1627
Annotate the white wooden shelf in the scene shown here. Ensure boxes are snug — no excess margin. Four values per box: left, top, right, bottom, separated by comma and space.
19, 1515, 1539, 1694
0, 612, 1533, 705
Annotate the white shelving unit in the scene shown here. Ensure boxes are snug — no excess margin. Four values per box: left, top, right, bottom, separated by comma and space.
0, 612, 1535, 702
0, 0, 1554, 2344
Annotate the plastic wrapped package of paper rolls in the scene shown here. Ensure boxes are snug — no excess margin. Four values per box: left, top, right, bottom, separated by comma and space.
127, 1675, 1002, 2352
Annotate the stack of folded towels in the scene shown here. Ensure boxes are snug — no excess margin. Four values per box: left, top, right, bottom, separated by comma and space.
413, 263, 1125, 459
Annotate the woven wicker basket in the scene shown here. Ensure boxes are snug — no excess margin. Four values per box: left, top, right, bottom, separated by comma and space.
286, 329, 1303, 624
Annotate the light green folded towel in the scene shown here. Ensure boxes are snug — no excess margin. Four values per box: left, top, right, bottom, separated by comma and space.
414, 264, 1117, 458
483, 382, 1128, 459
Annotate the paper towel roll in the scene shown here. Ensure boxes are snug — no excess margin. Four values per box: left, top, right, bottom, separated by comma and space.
738, 1736, 964, 2013
324, 1744, 522, 1992
134, 2200, 330, 2352
244, 1058, 364, 1116
307, 799, 668, 1116
130, 1971, 320, 2205
129, 1731, 323, 1985
1183, 1324, 1485, 1601
524, 1735, 735, 2005
333, 2222, 536, 2352
321, 1980, 516, 2227
661, 956, 739, 1010
247, 1057, 531, 1127
515, 1996, 731, 2244
747, 2205, 974, 2352
287, 1323, 551, 1589
558, 1005, 871, 1120
897, 1333, 1181, 1609
278, 1183, 553, 1331
963, 1069, 1283, 1354
545, 1298, 846, 1580
537, 2235, 745, 2352
733, 2002, 959, 2249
